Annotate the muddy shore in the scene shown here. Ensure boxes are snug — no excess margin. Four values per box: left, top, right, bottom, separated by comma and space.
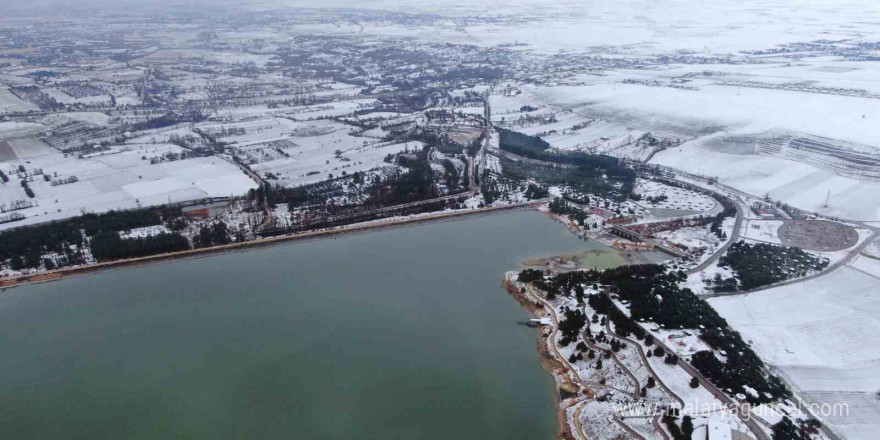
503, 277, 585, 440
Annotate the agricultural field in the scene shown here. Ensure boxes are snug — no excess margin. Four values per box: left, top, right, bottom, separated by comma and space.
0, 87, 38, 114
0, 140, 256, 230
709, 256, 880, 440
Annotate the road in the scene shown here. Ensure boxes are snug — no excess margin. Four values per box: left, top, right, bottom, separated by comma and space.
605, 322, 684, 408
525, 280, 769, 440
648, 161, 880, 298
641, 322, 771, 440
698, 224, 878, 299
524, 284, 586, 385
685, 198, 744, 275
523, 284, 635, 440
470, 84, 492, 192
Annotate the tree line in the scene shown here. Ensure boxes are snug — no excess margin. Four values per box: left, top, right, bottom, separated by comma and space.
0, 206, 182, 271
90, 231, 191, 262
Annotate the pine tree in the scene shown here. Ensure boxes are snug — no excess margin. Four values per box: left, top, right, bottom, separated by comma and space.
682, 416, 694, 438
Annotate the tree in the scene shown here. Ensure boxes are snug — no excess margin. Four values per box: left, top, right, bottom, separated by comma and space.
771, 417, 807, 440
690, 377, 699, 388
518, 268, 544, 283
682, 416, 694, 438
645, 334, 654, 346
646, 377, 656, 388
653, 346, 664, 357
595, 358, 603, 369
558, 308, 587, 342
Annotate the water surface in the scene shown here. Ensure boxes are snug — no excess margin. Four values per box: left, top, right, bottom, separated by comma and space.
0, 210, 616, 440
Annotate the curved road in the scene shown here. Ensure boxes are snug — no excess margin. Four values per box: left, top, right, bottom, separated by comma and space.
699, 225, 878, 299
685, 198, 744, 275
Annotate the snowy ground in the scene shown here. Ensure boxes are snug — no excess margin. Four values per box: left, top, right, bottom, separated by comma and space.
0, 140, 257, 230
740, 219, 783, 244
484, 44, 880, 223
634, 179, 718, 215
655, 225, 722, 257
864, 239, 880, 259
252, 139, 421, 187
0, 87, 38, 114
709, 256, 880, 440
652, 136, 880, 222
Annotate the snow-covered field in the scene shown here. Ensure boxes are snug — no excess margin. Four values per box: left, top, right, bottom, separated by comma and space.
634, 179, 717, 214
477, 22, 880, 223
0, 87, 38, 114
301, 0, 880, 55
252, 138, 422, 187
0, 141, 257, 230
652, 137, 880, 222
709, 256, 880, 440
504, 73, 880, 222
655, 225, 721, 256
740, 219, 783, 244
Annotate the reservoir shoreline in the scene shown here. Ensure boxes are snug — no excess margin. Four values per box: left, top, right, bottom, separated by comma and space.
0, 208, 583, 440
0, 201, 539, 290
503, 276, 583, 440
1, 201, 636, 440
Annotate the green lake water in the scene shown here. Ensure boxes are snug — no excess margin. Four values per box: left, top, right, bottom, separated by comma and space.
0, 210, 632, 440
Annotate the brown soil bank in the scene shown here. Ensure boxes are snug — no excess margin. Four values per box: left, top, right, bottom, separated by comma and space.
503, 278, 588, 440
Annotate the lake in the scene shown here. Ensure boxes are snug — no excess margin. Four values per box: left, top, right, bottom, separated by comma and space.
0, 210, 631, 440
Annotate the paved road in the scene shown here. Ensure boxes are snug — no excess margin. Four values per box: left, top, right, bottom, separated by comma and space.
650, 161, 880, 298
685, 198, 744, 275
614, 414, 649, 440
605, 322, 684, 408
652, 414, 672, 440
640, 323, 771, 440
527, 279, 769, 440
524, 285, 586, 385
